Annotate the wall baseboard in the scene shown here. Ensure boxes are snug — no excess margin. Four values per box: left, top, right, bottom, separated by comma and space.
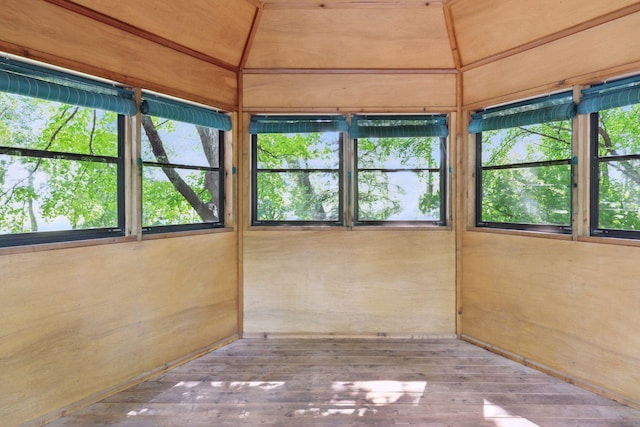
460, 334, 640, 411
242, 332, 458, 340
23, 334, 240, 427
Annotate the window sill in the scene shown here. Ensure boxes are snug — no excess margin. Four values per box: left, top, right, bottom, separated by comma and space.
353, 224, 452, 231
577, 235, 640, 248
0, 235, 137, 256
465, 226, 573, 241
142, 227, 235, 241
246, 224, 451, 232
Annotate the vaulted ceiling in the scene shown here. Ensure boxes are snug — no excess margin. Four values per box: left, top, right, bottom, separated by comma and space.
47, 0, 640, 72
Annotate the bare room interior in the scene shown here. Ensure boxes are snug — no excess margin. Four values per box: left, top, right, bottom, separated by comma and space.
1, 1, 639, 426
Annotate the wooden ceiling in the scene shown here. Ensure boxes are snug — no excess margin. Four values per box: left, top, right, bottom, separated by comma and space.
44, 0, 640, 73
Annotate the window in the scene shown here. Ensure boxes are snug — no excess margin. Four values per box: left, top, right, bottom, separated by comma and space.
0, 58, 134, 247
471, 92, 575, 232
579, 76, 640, 239
140, 94, 229, 233
250, 116, 347, 225
351, 115, 447, 225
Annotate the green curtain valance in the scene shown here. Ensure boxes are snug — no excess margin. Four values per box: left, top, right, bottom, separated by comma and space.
578, 75, 640, 114
140, 93, 231, 130
469, 92, 576, 133
350, 115, 448, 138
250, 115, 349, 134
0, 58, 136, 115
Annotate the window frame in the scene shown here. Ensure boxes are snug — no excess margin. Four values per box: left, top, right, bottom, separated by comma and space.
250, 132, 345, 227
0, 114, 126, 247
353, 135, 448, 226
589, 111, 640, 240
141, 125, 226, 234
474, 123, 574, 234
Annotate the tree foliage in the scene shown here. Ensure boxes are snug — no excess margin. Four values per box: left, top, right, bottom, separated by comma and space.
0, 93, 221, 235
479, 120, 572, 226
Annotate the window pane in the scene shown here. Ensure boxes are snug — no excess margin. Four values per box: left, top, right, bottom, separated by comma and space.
141, 116, 218, 168
256, 133, 340, 170
142, 166, 220, 227
597, 105, 640, 157
0, 154, 118, 234
256, 172, 340, 221
481, 165, 571, 225
598, 159, 640, 231
357, 136, 441, 169
358, 170, 441, 221
0, 92, 118, 157
482, 121, 572, 167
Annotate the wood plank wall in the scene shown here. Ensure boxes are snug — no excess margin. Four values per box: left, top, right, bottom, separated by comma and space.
461, 233, 640, 406
0, 3, 243, 425
0, 0, 238, 110
243, 230, 456, 337
0, 234, 239, 427
462, 10, 640, 108
242, 73, 457, 112
458, 5, 640, 409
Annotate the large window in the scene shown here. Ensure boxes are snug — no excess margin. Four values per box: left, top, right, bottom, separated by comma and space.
250, 116, 346, 225
580, 76, 640, 239
352, 115, 447, 224
0, 58, 134, 246
471, 93, 575, 232
140, 94, 229, 233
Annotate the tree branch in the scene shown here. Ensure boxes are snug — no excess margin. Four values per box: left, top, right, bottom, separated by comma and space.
141, 116, 216, 222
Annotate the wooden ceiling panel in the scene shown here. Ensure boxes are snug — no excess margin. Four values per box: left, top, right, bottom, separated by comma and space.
244, 4, 455, 69
69, 0, 257, 67
450, 0, 640, 67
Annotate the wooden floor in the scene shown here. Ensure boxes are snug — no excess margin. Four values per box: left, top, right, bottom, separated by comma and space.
47, 339, 640, 427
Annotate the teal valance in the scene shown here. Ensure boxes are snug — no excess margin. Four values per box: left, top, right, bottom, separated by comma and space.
578, 75, 640, 114
0, 58, 136, 115
350, 115, 448, 138
141, 93, 231, 130
469, 92, 576, 133
250, 115, 349, 134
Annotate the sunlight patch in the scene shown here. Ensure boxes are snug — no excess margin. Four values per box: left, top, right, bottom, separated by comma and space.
210, 381, 285, 390
483, 399, 540, 427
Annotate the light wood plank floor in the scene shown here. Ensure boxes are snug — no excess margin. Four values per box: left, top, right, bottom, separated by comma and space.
47, 339, 640, 426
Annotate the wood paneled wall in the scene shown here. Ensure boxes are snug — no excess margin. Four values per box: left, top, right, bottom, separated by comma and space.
0, 0, 237, 110
0, 234, 239, 427
243, 229, 456, 337
463, 11, 640, 108
242, 73, 457, 111
461, 232, 640, 406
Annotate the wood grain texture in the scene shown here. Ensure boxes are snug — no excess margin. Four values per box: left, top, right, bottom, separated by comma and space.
243, 73, 457, 110
462, 231, 640, 407
68, 0, 256, 67
451, 0, 640, 66
463, 11, 640, 107
0, 233, 239, 427
243, 229, 455, 336
244, 5, 454, 69
0, 0, 237, 109
47, 338, 640, 426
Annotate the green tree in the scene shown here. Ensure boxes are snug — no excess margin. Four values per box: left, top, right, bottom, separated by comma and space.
255, 132, 340, 221
1, 93, 118, 233
0, 92, 220, 235
357, 135, 442, 221
141, 115, 221, 226
480, 120, 572, 225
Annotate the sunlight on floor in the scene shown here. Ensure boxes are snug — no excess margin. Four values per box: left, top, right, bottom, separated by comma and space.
293, 380, 428, 417
484, 399, 540, 427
